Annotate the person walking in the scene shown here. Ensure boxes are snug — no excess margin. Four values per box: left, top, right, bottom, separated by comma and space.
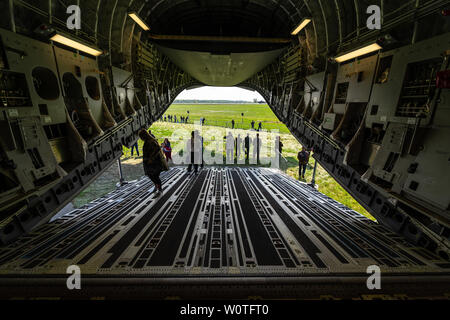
161, 138, 172, 163
130, 141, 139, 157
276, 136, 283, 154
297, 146, 310, 180
139, 129, 168, 196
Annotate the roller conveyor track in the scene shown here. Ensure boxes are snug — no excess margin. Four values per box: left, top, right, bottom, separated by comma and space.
0, 167, 449, 299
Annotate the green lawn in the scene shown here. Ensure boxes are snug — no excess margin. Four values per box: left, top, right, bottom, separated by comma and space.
124, 107, 374, 221
159, 103, 290, 133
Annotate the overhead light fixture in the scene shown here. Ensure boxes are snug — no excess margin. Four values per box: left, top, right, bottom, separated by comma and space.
291, 18, 312, 35
128, 12, 150, 31
334, 42, 382, 63
50, 32, 103, 56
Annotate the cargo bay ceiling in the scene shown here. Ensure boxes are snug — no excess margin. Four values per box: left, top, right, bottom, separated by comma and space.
0, 0, 449, 261
3, 0, 449, 89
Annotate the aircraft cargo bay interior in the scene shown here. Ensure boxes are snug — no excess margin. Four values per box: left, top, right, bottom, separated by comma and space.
0, 0, 449, 300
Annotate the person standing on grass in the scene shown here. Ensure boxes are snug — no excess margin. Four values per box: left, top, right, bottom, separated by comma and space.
231, 119, 235, 129
251, 120, 255, 130
258, 121, 262, 131
187, 131, 202, 173
139, 129, 168, 196
236, 134, 242, 160
244, 133, 251, 161
161, 138, 172, 163
200, 132, 205, 169
252, 133, 261, 164
131, 141, 139, 157
297, 146, 310, 180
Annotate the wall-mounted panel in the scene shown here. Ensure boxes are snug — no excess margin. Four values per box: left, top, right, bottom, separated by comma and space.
0, 28, 65, 124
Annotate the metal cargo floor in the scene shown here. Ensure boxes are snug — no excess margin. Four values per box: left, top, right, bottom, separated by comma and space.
0, 167, 448, 299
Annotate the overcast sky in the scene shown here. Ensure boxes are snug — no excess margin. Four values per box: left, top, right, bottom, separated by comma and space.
176, 86, 265, 101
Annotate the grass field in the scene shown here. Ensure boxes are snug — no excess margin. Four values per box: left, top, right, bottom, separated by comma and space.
160, 103, 290, 133
123, 103, 374, 220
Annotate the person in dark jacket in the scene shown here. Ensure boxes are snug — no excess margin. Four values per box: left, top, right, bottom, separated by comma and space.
297, 146, 310, 180
187, 131, 202, 173
139, 129, 167, 196
253, 133, 261, 164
